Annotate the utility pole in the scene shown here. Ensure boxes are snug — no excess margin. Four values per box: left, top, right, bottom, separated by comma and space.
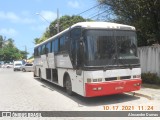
36, 9, 60, 33
57, 9, 60, 33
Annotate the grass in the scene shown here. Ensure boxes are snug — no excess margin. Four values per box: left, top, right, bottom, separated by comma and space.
142, 83, 160, 89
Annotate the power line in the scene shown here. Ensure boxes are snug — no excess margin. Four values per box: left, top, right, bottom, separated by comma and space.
76, 3, 102, 16
96, 4, 103, 21
38, 3, 104, 34
49, 3, 108, 35
59, 3, 103, 28
88, 9, 111, 20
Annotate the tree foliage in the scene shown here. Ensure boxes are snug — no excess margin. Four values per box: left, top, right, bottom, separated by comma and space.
0, 35, 28, 62
98, 0, 160, 46
34, 15, 89, 44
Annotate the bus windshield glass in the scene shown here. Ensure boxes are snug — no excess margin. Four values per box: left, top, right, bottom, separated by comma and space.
84, 29, 139, 67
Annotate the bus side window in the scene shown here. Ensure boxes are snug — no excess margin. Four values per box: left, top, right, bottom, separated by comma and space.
60, 32, 70, 52
64, 32, 70, 51
59, 35, 65, 52
38, 46, 41, 56
54, 39, 59, 53
42, 44, 46, 55
34, 48, 38, 57
46, 42, 51, 54
45, 44, 48, 54
51, 40, 55, 52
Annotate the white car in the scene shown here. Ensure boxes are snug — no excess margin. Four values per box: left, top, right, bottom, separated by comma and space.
13, 61, 23, 71
13, 63, 22, 71
21, 63, 33, 72
6, 64, 13, 68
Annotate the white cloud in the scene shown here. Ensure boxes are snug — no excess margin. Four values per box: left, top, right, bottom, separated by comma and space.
0, 28, 18, 37
22, 18, 36, 24
0, 11, 20, 22
21, 11, 31, 17
68, 1, 80, 8
31, 25, 47, 32
0, 11, 35, 24
38, 11, 57, 22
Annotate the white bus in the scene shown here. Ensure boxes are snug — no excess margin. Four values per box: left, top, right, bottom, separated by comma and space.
34, 22, 142, 97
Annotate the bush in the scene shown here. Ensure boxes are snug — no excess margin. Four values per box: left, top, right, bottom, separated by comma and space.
141, 72, 160, 85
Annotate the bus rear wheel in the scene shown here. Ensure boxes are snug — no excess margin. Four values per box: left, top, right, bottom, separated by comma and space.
39, 70, 43, 81
65, 76, 73, 95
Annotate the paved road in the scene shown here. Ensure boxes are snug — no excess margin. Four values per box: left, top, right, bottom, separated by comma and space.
0, 68, 159, 120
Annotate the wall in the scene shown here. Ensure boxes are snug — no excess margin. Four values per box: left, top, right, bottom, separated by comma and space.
138, 45, 160, 77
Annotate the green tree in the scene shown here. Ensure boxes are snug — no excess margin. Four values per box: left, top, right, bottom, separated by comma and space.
34, 15, 89, 44
0, 35, 6, 48
0, 35, 3, 48
20, 51, 28, 59
98, 0, 160, 46
49, 15, 87, 37
0, 35, 28, 62
2, 45, 21, 62
34, 38, 41, 44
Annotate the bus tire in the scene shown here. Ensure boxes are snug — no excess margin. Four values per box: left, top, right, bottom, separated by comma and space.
65, 76, 73, 96
39, 70, 43, 81
34, 73, 37, 77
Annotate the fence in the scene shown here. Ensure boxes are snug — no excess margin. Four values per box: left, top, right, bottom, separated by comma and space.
138, 45, 160, 77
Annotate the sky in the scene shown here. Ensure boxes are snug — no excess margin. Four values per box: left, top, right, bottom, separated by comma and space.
0, 0, 100, 58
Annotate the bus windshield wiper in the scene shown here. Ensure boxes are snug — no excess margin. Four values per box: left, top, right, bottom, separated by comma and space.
103, 53, 117, 71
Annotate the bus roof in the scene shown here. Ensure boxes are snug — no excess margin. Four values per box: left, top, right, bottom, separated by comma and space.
72, 22, 135, 30
35, 22, 135, 48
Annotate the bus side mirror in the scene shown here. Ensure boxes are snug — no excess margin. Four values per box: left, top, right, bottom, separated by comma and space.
79, 40, 84, 56
80, 40, 83, 46
80, 36, 84, 44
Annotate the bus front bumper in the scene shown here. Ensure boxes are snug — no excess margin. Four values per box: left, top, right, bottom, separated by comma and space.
85, 79, 142, 97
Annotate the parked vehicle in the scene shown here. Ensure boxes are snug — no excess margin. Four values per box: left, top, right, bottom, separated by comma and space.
21, 63, 33, 72
13, 61, 23, 71
0, 61, 4, 68
6, 64, 13, 68
0, 63, 13, 68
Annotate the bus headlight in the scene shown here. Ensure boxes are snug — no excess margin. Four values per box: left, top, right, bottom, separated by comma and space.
98, 78, 102, 82
93, 79, 97, 82
87, 78, 91, 83
87, 78, 103, 83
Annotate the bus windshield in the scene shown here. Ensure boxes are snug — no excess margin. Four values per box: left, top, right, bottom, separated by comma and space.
84, 29, 139, 67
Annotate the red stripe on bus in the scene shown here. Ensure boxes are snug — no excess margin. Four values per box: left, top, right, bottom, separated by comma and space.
85, 79, 142, 97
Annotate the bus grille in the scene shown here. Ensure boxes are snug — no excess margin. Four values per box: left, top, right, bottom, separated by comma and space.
105, 76, 131, 81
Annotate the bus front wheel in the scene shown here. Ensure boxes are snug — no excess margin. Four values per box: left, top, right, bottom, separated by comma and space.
65, 76, 73, 96
39, 70, 43, 81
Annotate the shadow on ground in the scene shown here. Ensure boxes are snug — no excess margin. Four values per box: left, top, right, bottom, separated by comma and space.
34, 77, 140, 107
